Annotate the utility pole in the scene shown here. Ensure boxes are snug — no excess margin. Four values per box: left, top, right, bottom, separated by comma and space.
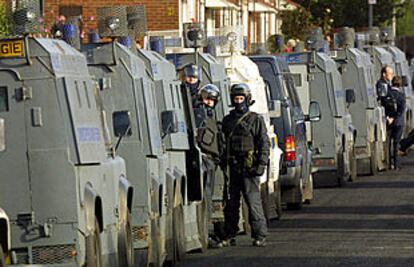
368, 0, 376, 29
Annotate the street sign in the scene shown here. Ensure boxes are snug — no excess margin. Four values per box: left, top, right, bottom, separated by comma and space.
368, 0, 377, 4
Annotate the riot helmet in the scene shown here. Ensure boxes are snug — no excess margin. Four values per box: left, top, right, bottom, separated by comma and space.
230, 83, 252, 113
183, 64, 201, 95
183, 63, 200, 79
199, 84, 220, 107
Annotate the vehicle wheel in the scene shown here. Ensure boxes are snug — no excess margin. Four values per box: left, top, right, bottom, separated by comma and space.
336, 152, 346, 187
274, 180, 283, 220
86, 218, 103, 267
370, 141, 378, 176
348, 147, 357, 182
0, 245, 6, 267
118, 212, 134, 267
384, 137, 391, 170
286, 179, 303, 210
173, 204, 186, 261
303, 174, 314, 204
196, 199, 209, 252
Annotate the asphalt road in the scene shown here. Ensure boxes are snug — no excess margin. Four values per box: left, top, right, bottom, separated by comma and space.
179, 154, 414, 267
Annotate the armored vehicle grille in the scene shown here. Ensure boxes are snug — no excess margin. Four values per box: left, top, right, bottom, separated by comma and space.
127, 5, 147, 38
7, 0, 42, 35
97, 6, 128, 38
32, 244, 75, 264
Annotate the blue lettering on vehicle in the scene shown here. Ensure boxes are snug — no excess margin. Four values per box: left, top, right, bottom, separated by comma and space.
178, 121, 187, 133
367, 87, 374, 96
151, 63, 158, 75
335, 90, 344, 98
78, 127, 101, 142
285, 53, 303, 64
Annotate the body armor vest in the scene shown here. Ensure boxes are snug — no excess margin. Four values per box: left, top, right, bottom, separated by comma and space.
228, 113, 257, 155
195, 108, 220, 157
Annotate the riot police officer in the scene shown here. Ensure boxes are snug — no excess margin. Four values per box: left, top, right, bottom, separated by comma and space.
388, 76, 406, 170
194, 84, 222, 247
220, 83, 269, 247
181, 63, 201, 106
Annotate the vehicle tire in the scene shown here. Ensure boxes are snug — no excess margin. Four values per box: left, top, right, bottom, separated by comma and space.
274, 180, 283, 220
348, 147, 357, 182
0, 245, 6, 267
118, 212, 134, 267
86, 218, 103, 267
303, 174, 314, 204
173, 204, 186, 261
370, 141, 378, 176
286, 179, 303, 210
336, 152, 346, 187
384, 137, 391, 170
196, 199, 209, 252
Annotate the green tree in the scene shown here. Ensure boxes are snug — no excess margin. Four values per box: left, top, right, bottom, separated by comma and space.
397, 0, 414, 36
0, 3, 10, 37
291, 0, 408, 30
280, 6, 314, 41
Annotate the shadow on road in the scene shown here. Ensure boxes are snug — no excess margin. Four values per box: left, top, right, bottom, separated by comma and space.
269, 217, 414, 230
286, 205, 414, 216
179, 256, 412, 267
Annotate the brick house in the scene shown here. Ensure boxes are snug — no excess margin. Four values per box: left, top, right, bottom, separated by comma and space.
3, 0, 296, 51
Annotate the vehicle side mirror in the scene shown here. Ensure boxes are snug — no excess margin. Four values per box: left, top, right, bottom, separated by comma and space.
345, 89, 356, 104
161, 110, 179, 135
113, 111, 132, 137
269, 100, 282, 118
0, 118, 4, 152
401, 75, 409, 87
307, 101, 321, 122
377, 83, 388, 97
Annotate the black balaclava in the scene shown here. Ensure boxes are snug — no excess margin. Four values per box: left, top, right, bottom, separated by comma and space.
233, 95, 249, 114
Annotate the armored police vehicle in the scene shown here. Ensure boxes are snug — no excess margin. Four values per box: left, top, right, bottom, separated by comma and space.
82, 6, 184, 266
0, 34, 133, 266
360, 30, 395, 86
83, 40, 170, 267
0, 208, 10, 267
331, 28, 387, 174
250, 55, 319, 207
286, 31, 355, 187
135, 48, 204, 253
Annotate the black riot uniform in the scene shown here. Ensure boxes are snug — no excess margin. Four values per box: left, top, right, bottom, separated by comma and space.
376, 77, 394, 117
377, 75, 406, 169
388, 82, 406, 169
193, 85, 222, 224
221, 83, 270, 247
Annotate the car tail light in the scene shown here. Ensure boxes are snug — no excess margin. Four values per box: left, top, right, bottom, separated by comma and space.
285, 135, 296, 161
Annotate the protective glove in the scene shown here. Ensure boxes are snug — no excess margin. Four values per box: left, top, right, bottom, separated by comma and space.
250, 164, 266, 177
